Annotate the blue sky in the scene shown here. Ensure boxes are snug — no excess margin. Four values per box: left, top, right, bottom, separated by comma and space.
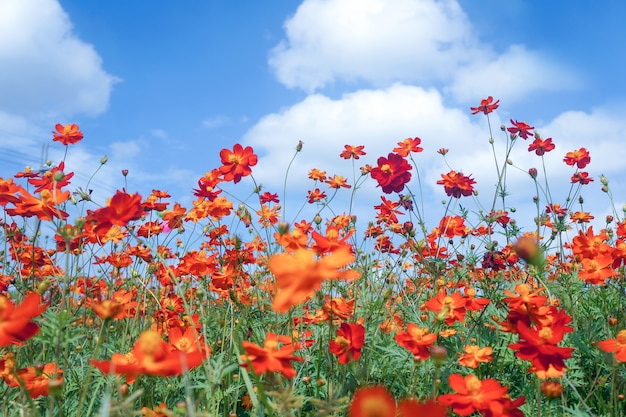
2, 0, 626, 233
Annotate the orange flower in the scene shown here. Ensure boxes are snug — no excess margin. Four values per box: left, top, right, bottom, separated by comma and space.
392, 137, 423, 157
90, 290, 138, 320
422, 291, 467, 325
257, 204, 281, 227
395, 323, 437, 360
326, 174, 351, 189
52, 123, 83, 145
340, 144, 366, 160
458, 345, 493, 368
578, 253, 618, 284
7, 188, 70, 220
0, 292, 46, 346
167, 326, 211, 357
240, 332, 303, 378
219, 144, 258, 183
437, 215, 469, 238
4, 362, 63, 398
308, 168, 327, 182
329, 322, 365, 364
0, 177, 24, 206
597, 329, 626, 362
438, 373, 524, 416
348, 386, 396, 417
269, 247, 360, 313
437, 170, 476, 198
91, 330, 205, 382
563, 147, 591, 169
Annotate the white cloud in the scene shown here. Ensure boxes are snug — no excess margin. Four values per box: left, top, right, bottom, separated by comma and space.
270, 0, 483, 91
0, 0, 117, 118
448, 45, 581, 103
269, 0, 579, 104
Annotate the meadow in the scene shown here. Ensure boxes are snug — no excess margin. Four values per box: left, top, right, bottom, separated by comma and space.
0, 97, 624, 416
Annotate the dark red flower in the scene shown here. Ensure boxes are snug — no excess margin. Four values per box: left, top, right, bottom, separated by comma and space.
571, 172, 593, 185
370, 153, 412, 194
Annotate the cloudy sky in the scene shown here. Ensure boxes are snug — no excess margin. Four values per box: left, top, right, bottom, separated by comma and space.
2, 0, 625, 233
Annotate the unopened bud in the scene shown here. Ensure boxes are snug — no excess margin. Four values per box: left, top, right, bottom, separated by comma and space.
277, 221, 290, 235
100, 156, 108, 164
296, 140, 303, 152
528, 168, 538, 179
600, 175, 608, 186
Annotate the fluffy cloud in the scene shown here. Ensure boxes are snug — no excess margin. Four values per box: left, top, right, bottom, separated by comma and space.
0, 0, 117, 118
269, 0, 578, 103
448, 45, 581, 104
270, 0, 482, 91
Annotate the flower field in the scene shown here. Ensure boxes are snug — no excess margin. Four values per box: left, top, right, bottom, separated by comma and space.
0, 98, 625, 416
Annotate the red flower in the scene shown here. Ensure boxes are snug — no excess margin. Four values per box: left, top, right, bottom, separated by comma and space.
392, 137, 423, 157
597, 329, 626, 362
340, 145, 366, 160
307, 188, 327, 203
528, 137, 555, 156
470, 96, 500, 115
508, 320, 574, 378
240, 332, 303, 378
348, 386, 396, 417
395, 323, 437, 360
329, 322, 365, 364
438, 373, 524, 416
259, 191, 279, 204
52, 123, 83, 145
563, 148, 591, 169
437, 170, 476, 198
370, 153, 412, 194
219, 144, 258, 183
507, 120, 534, 139
397, 398, 448, 417
0, 293, 47, 346
571, 171, 593, 185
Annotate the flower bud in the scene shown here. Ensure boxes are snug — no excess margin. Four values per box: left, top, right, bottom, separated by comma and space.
600, 175, 609, 186
296, 140, 303, 152
528, 168, 538, 179
541, 381, 563, 399
122, 169, 129, 176
100, 155, 108, 164
53, 170, 65, 182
